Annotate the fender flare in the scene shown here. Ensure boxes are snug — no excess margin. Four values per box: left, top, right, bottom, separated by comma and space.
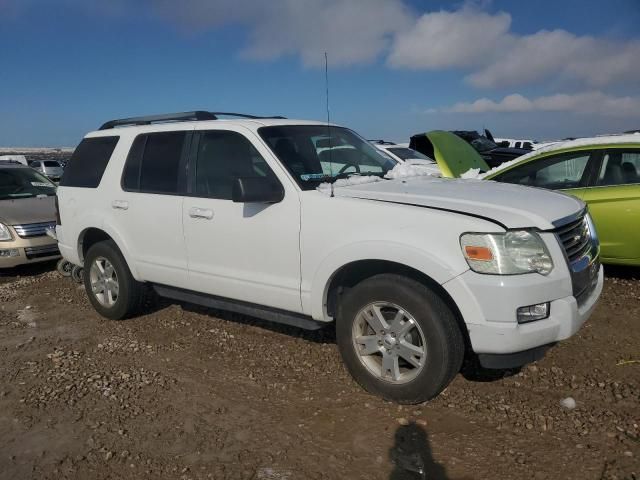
78, 222, 142, 281
307, 240, 465, 321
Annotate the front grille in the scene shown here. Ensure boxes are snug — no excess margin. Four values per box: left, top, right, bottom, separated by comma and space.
553, 212, 599, 299
24, 244, 60, 259
555, 216, 591, 262
12, 222, 56, 238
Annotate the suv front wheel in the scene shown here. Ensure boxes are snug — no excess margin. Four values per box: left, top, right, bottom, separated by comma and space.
337, 274, 464, 404
84, 240, 146, 320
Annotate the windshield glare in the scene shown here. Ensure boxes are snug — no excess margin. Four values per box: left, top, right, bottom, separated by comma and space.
0, 167, 56, 200
470, 137, 497, 152
388, 147, 434, 162
259, 125, 397, 189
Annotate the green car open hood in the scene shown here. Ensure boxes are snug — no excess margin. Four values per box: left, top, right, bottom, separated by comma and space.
410, 130, 490, 178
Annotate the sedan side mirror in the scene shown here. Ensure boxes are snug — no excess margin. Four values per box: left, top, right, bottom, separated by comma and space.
232, 177, 284, 203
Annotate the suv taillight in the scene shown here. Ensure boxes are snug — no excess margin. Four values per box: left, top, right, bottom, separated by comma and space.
55, 195, 61, 225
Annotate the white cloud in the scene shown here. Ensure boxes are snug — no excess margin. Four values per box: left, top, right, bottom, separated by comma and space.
153, 0, 412, 67
466, 30, 640, 89
387, 8, 511, 69
441, 91, 640, 117
387, 7, 640, 89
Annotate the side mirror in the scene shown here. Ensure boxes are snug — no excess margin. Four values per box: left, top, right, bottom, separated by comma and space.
232, 177, 284, 203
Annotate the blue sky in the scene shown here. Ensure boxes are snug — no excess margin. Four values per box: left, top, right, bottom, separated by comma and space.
1, 0, 639, 147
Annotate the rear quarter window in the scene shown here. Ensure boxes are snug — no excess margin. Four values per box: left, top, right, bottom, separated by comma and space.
60, 136, 119, 188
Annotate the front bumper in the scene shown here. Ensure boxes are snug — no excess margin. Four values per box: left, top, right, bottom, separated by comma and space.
0, 235, 60, 268
443, 264, 603, 363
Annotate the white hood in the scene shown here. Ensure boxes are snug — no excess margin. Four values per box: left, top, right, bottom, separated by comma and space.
329, 176, 584, 230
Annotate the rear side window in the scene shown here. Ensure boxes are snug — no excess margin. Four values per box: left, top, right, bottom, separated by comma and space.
122, 131, 187, 194
60, 136, 119, 188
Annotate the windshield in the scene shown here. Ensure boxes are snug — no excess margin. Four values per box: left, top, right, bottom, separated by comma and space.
259, 125, 396, 190
387, 147, 434, 162
44, 161, 61, 168
0, 167, 56, 200
470, 137, 497, 152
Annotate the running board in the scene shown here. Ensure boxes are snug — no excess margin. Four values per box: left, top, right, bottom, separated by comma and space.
153, 285, 325, 331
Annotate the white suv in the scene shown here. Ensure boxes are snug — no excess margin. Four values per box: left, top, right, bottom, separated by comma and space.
55, 111, 603, 403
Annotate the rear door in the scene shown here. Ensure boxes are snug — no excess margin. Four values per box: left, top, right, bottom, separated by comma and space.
182, 126, 302, 313
115, 129, 191, 287
580, 148, 640, 262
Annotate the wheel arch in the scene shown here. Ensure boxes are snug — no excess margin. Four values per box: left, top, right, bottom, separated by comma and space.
323, 259, 472, 357
77, 226, 141, 280
309, 240, 468, 320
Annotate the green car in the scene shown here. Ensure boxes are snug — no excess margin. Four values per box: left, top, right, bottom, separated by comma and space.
411, 131, 640, 266
483, 136, 640, 266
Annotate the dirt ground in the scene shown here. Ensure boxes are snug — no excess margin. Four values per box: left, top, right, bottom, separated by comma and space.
0, 262, 638, 480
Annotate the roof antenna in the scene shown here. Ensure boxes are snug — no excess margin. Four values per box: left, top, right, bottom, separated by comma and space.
325, 52, 334, 198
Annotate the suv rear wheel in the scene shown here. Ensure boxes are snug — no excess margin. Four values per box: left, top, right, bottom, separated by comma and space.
84, 240, 146, 320
336, 274, 464, 404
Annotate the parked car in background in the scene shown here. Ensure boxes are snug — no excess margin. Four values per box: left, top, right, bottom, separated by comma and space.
370, 140, 441, 176
0, 155, 28, 165
55, 111, 602, 404
409, 130, 490, 177
482, 134, 640, 266
447, 129, 530, 168
0, 162, 60, 268
30, 160, 64, 181
493, 138, 536, 150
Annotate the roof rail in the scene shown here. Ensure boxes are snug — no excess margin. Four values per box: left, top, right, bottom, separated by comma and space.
99, 111, 287, 130
99, 111, 216, 130
210, 112, 287, 119
368, 139, 396, 145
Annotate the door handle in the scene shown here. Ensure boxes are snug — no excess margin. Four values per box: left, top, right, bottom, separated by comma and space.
189, 207, 214, 220
112, 200, 129, 210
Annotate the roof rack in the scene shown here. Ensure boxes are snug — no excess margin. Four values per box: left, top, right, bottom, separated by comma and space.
98, 111, 286, 130
368, 139, 396, 145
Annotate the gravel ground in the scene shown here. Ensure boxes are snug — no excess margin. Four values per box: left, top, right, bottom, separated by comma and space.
0, 262, 638, 480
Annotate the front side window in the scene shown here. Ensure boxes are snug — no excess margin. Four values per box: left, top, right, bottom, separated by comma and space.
193, 130, 280, 200
0, 167, 56, 200
259, 126, 396, 190
496, 151, 592, 190
122, 131, 187, 194
596, 150, 640, 186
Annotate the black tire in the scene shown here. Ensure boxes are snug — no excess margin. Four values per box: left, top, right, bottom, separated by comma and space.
83, 240, 147, 320
71, 265, 84, 284
56, 258, 73, 277
336, 274, 464, 404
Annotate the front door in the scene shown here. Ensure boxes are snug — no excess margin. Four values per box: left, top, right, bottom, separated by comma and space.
182, 127, 302, 313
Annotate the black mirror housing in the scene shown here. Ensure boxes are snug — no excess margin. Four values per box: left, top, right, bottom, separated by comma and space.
232, 177, 284, 203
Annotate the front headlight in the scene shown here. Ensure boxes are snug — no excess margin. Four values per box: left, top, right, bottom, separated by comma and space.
460, 230, 553, 275
0, 223, 12, 241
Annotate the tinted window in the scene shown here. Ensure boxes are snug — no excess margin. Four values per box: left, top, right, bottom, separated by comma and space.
120, 132, 186, 194
194, 130, 279, 199
44, 161, 60, 167
497, 151, 591, 190
61, 136, 119, 188
596, 150, 640, 186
